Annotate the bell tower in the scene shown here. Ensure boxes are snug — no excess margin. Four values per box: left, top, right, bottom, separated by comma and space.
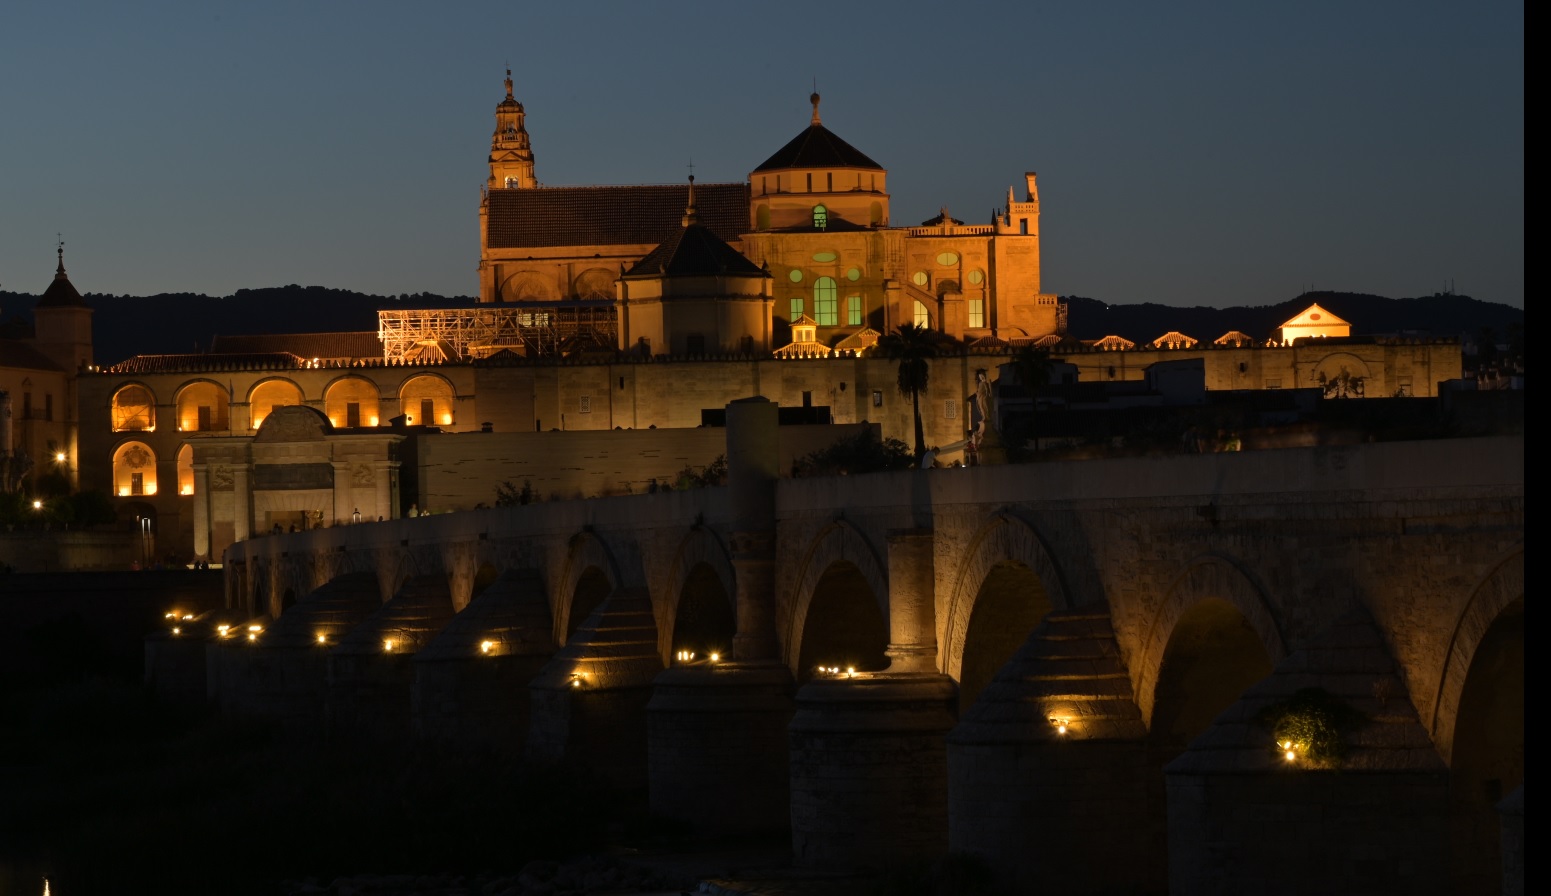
488, 69, 536, 189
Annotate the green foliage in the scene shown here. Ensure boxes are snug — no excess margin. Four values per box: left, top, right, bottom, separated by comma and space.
673, 454, 727, 489
1254, 687, 1367, 765
792, 429, 914, 477
877, 323, 939, 459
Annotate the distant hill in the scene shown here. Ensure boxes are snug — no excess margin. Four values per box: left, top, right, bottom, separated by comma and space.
0, 285, 1524, 367
1062, 291, 1523, 345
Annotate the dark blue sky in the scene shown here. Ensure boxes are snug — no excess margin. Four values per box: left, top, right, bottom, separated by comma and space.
0, 1, 1523, 308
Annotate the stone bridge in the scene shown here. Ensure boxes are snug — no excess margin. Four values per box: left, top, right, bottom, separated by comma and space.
184, 402, 1521, 895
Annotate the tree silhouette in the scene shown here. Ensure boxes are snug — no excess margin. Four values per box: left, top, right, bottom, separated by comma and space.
1010, 344, 1052, 453
877, 323, 937, 460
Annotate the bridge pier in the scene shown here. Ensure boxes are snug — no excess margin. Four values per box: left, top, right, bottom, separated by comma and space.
647, 662, 794, 834
948, 605, 1163, 893
326, 574, 456, 742
788, 673, 957, 871
412, 568, 556, 754
526, 587, 662, 789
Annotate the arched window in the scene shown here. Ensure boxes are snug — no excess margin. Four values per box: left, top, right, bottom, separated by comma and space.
175, 381, 229, 432
248, 379, 304, 429
177, 444, 194, 496
813, 205, 828, 230
813, 277, 838, 325
113, 441, 158, 497
400, 374, 456, 427
913, 300, 931, 329
112, 384, 155, 432
504, 176, 519, 188
325, 377, 382, 428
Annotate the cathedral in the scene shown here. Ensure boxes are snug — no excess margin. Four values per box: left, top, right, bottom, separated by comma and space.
398, 74, 1064, 361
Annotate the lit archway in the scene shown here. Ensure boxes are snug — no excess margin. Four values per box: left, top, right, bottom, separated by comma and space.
176, 443, 193, 496
399, 374, 456, 427
175, 380, 229, 433
324, 376, 381, 428
112, 441, 158, 497
248, 379, 303, 429
111, 383, 156, 432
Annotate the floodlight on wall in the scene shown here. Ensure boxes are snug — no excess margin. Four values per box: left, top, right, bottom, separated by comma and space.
1050, 718, 1071, 735
480, 640, 496, 655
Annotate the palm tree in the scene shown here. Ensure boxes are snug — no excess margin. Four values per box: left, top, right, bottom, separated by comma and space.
877, 323, 937, 461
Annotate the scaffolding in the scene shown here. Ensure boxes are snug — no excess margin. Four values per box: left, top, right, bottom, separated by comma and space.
376, 301, 618, 362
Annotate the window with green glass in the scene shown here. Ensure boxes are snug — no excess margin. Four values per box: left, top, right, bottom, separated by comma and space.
847, 295, 862, 326
790, 297, 804, 320
814, 277, 838, 325
813, 205, 828, 229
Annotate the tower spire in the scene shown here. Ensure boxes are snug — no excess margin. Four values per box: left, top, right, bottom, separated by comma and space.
810, 88, 821, 126
504, 66, 514, 101
682, 174, 698, 227
56, 234, 66, 275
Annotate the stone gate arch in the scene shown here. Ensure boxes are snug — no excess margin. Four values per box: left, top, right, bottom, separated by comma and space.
942, 512, 1072, 683
783, 521, 888, 675
555, 530, 622, 643
658, 527, 737, 663
1429, 546, 1524, 765
1134, 553, 1285, 727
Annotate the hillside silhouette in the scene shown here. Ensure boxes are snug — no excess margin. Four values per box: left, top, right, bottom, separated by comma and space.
0, 285, 1524, 367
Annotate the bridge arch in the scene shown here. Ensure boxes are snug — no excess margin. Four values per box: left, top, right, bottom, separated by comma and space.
659, 527, 737, 663
942, 513, 1072, 686
1429, 546, 1524, 765
555, 530, 622, 643
1135, 553, 1286, 729
784, 521, 889, 678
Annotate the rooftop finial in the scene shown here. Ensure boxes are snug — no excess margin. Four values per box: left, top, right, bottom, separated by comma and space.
56, 234, 65, 273
504, 66, 514, 100
810, 86, 821, 126
682, 173, 698, 227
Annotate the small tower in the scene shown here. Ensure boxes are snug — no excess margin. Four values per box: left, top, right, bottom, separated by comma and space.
33, 240, 94, 373
488, 69, 536, 189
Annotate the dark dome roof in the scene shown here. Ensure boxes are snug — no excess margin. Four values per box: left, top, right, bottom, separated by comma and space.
37, 253, 87, 308
626, 224, 765, 279
752, 123, 883, 173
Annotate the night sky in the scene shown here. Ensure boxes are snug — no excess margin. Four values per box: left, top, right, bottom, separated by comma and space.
0, 0, 1523, 309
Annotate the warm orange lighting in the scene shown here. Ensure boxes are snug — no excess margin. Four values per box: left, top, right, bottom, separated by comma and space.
1051, 717, 1070, 735
118, 487, 130, 497
32, 500, 42, 510
480, 640, 495, 654
55, 452, 66, 462
171, 626, 181, 635
217, 624, 231, 636
317, 634, 328, 645
570, 671, 585, 688
181, 485, 194, 495
709, 652, 720, 662
247, 624, 263, 632
383, 639, 396, 652
247, 632, 257, 642
144, 484, 158, 495
368, 415, 379, 426
440, 414, 453, 426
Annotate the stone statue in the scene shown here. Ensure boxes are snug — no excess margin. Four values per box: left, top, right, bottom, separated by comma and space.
974, 369, 997, 442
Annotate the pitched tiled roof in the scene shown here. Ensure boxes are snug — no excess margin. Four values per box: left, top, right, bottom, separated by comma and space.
625, 224, 765, 278
486, 183, 749, 249
106, 352, 305, 374
752, 124, 883, 172
210, 331, 384, 360
0, 339, 66, 372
